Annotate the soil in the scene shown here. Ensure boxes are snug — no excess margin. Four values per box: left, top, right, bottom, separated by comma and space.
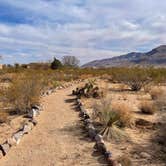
0, 86, 106, 166
81, 79, 166, 166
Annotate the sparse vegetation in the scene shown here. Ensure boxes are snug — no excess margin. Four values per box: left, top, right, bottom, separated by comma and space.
4, 73, 42, 115
111, 68, 151, 91
73, 80, 103, 98
93, 99, 131, 141
149, 87, 164, 100
0, 111, 8, 123
139, 101, 157, 115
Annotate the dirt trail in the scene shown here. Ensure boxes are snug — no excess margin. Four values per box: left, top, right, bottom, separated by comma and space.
0, 86, 104, 166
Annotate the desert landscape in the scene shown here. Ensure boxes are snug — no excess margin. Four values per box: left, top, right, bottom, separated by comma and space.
0, 65, 165, 166
0, 0, 166, 165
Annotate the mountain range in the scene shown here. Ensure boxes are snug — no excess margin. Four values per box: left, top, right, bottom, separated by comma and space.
82, 45, 166, 68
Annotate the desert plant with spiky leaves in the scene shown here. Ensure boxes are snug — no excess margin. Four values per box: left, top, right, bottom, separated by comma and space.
93, 99, 129, 141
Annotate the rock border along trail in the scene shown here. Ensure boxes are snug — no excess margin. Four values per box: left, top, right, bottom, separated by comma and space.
0, 86, 102, 166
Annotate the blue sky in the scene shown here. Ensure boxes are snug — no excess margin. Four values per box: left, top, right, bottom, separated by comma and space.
0, 0, 165, 64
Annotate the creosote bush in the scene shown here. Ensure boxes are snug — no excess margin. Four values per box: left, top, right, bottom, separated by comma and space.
111, 68, 151, 91
139, 101, 157, 115
5, 73, 42, 114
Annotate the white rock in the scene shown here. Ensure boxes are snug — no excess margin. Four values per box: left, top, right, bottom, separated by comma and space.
13, 131, 24, 145
0, 143, 10, 155
140, 152, 151, 159
95, 134, 104, 143
7, 137, 17, 146
22, 122, 34, 134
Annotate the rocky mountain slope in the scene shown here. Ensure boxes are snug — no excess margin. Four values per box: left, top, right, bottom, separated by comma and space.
82, 45, 166, 68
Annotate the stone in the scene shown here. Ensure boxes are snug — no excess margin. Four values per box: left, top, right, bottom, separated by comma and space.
29, 119, 38, 126
13, 131, 24, 145
0, 143, 11, 155
84, 119, 93, 125
7, 137, 17, 146
76, 99, 81, 104
95, 134, 104, 143
32, 105, 42, 111
28, 108, 40, 118
95, 142, 107, 154
83, 113, 90, 120
22, 122, 34, 134
88, 127, 97, 139
140, 152, 151, 159
86, 123, 94, 130
105, 151, 112, 158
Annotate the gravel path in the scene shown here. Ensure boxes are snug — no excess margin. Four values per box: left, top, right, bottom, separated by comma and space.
0, 86, 104, 166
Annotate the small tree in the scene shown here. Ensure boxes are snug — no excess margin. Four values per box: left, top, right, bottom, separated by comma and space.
51, 57, 62, 70
14, 63, 20, 69
62, 56, 79, 67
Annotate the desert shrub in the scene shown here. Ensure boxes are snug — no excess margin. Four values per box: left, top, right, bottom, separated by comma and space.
73, 79, 103, 98
139, 101, 157, 115
111, 68, 151, 91
4, 73, 42, 114
93, 99, 131, 141
117, 155, 132, 166
155, 89, 166, 111
0, 111, 8, 123
149, 87, 164, 100
51, 57, 62, 70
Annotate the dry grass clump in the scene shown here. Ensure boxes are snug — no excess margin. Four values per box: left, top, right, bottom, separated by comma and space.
93, 98, 133, 141
148, 86, 166, 111
0, 111, 8, 123
149, 87, 163, 100
139, 101, 157, 115
117, 155, 132, 166
112, 102, 134, 127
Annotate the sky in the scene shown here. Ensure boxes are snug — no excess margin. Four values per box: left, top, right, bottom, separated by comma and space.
0, 0, 166, 65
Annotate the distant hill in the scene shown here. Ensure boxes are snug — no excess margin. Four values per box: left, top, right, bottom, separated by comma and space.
82, 45, 166, 68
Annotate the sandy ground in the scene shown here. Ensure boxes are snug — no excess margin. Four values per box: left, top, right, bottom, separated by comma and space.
81, 79, 166, 166
0, 86, 104, 166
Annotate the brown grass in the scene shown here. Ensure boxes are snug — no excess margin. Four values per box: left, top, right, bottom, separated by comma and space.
112, 102, 134, 127
0, 111, 8, 123
4, 73, 42, 114
149, 87, 163, 100
93, 98, 133, 141
139, 101, 157, 115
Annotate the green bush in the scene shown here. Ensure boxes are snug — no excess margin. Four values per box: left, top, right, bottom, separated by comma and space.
51, 57, 62, 70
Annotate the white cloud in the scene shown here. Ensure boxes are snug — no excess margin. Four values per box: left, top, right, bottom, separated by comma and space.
0, 0, 165, 64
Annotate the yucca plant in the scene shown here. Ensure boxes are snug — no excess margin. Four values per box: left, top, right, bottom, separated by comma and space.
93, 99, 128, 141
99, 110, 127, 141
